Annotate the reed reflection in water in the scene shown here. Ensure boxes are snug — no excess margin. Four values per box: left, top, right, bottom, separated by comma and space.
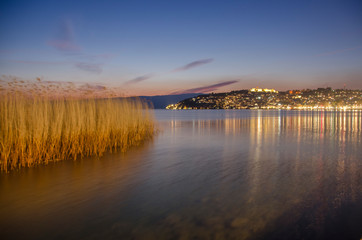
0, 110, 361, 240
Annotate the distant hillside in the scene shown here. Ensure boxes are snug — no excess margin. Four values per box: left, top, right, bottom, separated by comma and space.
166, 87, 362, 110
138, 93, 202, 109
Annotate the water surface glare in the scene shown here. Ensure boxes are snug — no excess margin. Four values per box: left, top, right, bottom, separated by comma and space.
1, 110, 361, 240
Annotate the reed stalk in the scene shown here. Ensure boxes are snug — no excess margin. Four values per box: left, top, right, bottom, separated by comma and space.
0, 93, 154, 172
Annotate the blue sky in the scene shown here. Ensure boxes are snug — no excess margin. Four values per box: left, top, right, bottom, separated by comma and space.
1, 0, 361, 95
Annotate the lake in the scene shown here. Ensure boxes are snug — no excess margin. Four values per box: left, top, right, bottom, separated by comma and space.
0, 110, 361, 240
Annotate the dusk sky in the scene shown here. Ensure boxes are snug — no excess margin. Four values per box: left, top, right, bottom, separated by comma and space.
1, 0, 361, 96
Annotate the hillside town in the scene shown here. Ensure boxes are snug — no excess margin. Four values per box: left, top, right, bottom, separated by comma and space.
166, 87, 362, 110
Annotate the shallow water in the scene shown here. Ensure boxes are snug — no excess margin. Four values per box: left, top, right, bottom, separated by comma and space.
1, 110, 361, 240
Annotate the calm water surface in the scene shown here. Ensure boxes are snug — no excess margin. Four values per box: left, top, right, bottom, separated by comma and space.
1, 110, 361, 240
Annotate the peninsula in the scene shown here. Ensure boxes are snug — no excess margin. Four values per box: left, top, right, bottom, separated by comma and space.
166, 87, 362, 110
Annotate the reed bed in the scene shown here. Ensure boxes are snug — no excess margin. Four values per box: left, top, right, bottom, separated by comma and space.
0, 93, 154, 172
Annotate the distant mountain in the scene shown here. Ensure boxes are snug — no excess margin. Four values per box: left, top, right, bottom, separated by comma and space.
138, 93, 203, 109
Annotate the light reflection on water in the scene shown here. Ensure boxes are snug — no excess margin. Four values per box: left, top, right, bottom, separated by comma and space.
0, 110, 361, 240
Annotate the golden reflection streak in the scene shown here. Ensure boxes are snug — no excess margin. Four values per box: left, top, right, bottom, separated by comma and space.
149, 111, 361, 239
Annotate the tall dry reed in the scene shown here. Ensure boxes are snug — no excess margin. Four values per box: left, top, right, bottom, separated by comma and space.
0, 93, 154, 172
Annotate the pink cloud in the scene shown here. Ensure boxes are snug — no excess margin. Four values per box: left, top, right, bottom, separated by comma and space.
12, 60, 67, 65
75, 63, 102, 74
48, 19, 81, 52
48, 40, 80, 52
314, 46, 361, 57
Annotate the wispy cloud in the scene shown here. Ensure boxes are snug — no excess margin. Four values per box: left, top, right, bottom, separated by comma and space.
11, 59, 105, 75
48, 19, 81, 53
172, 80, 238, 94
0, 50, 14, 54
75, 63, 102, 74
46, 19, 117, 74
80, 53, 117, 61
314, 46, 361, 57
78, 83, 107, 91
125, 73, 155, 85
173, 58, 214, 72
122, 58, 215, 85
12, 60, 67, 65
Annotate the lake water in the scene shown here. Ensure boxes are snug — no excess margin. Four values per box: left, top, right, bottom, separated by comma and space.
0, 110, 361, 240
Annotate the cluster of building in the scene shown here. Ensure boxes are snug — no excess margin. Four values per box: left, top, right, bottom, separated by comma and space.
166, 87, 362, 110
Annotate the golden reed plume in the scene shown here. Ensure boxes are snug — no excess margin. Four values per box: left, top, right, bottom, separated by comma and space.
0, 76, 154, 172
